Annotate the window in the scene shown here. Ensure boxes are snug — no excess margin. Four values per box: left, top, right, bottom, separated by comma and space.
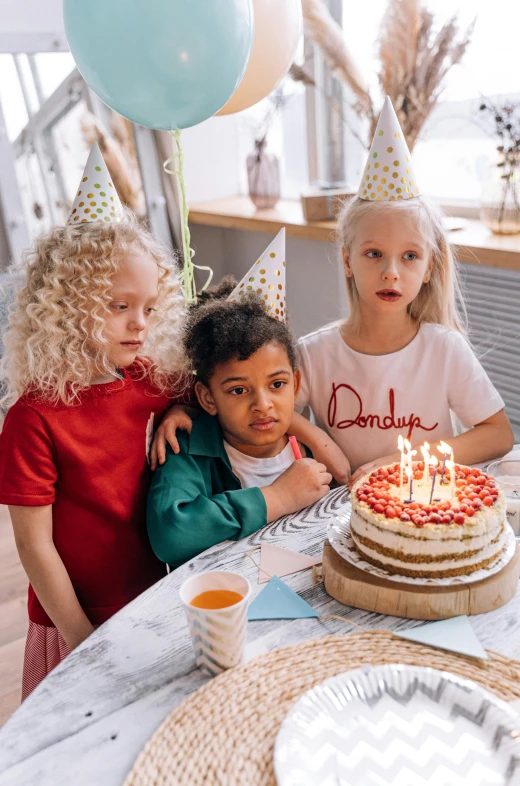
34, 53, 76, 100
0, 54, 89, 239
0, 55, 29, 141
335, 0, 520, 207
0, 53, 156, 255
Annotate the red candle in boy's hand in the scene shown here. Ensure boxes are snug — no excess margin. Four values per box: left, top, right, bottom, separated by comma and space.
289, 436, 303, 460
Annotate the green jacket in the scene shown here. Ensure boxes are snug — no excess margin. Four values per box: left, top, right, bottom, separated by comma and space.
147, 411, 268, 568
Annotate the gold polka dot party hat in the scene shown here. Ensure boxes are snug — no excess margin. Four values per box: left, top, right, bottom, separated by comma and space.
227, 228, 286, 322
67, 143, 124, 225
358, 96, 420, 202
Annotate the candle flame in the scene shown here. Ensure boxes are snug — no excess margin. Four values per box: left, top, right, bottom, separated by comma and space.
446, 459, 454, 470
404, 438, 411, 452
405, 466, 412, 478
423, 441, 430, 452
397, 434, 404, 451
431, 455, 439, 467
420, 445, 429, 459
437, 441, 451, 455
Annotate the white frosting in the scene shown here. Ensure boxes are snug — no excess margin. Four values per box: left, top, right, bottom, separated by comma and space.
394, 470, 455, 505
351, 522, 507, 575
350, 509, 504, 558
350, 495, 506, 543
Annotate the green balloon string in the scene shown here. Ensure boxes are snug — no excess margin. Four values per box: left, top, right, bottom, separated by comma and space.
163, 130, 213, 305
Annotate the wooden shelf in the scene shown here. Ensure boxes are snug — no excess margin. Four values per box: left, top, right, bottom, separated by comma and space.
189, 197, 337, 243
189, 196, 520, 272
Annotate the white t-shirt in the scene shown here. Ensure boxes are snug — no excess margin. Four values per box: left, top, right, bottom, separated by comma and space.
296, 322, 504, 472
223, 439, 295, 489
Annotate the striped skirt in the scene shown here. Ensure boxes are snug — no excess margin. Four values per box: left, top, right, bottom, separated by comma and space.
22, 622, 71, 701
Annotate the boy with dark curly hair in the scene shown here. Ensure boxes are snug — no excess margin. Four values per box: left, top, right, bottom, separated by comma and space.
147, 278, 338, 569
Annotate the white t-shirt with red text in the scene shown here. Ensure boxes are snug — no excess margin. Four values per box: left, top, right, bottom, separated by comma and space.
296, 322, 504, 472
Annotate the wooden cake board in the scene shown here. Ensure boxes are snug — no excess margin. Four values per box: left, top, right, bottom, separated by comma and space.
322, 541, 520, 620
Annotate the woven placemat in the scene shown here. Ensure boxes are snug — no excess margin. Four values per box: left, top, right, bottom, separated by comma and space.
124, 630, 520, 786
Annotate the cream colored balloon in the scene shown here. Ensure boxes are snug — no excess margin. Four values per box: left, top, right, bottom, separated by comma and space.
216, 0, 302, 116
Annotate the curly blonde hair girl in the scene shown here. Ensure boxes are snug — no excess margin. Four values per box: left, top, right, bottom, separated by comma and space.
1, 210, 187, 406
336, 196, 467, 335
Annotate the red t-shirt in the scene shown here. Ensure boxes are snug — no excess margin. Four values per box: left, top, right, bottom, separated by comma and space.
0, 362, 181, 626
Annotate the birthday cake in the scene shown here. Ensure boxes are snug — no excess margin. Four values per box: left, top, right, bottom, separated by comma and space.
351, 462, 508, 578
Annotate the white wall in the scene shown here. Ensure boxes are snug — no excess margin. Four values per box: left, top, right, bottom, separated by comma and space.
181, 116, 243, 204
0, 0, 65, 35
190, 224, 349, 339
0, 0, 67, 51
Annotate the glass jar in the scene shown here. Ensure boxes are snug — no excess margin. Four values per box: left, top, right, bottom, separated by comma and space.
247, 139, 280, 210
487, 458, 520, 535
480, 157, 520, 235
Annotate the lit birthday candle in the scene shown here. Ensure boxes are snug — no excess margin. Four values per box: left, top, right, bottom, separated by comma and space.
445, 459, 455, 500
420, 442, 430, 484
397, 435, 405, 499
404, 438, 412, 466
403, 439, 417, 486
437, 441, 452, 485
405, 465, 413, 503
429, 456, 439, 504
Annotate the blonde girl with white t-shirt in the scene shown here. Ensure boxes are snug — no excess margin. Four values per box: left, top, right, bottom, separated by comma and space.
296, 195, 514, 486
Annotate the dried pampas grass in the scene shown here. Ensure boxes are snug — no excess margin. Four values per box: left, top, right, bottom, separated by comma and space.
377, 0, 474, 148
301, 0, 373, 121
298, 0, 474, 150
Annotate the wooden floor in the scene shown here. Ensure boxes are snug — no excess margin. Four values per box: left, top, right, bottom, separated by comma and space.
0, 502, 27, 727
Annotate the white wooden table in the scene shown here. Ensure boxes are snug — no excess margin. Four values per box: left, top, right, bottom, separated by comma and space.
1, 485, 520, 786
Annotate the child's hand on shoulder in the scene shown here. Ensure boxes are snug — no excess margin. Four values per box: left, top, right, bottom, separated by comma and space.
348, 452, 399, 490
150, 406, 194, 469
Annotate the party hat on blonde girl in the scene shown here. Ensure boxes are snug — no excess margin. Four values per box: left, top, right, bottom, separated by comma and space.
67, 143, 124, 225
227, 228, 286, 323
358, 96, 420, 202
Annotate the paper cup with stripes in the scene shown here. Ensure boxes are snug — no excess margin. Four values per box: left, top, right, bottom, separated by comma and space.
180, 571, 251, 676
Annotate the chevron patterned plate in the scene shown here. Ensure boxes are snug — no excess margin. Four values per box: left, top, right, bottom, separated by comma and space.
327, 502, 517, 586
274, 665, 520, 786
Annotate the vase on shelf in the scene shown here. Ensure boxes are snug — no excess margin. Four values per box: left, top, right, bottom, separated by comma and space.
480, 155, 520, 235
247, 139, 280, 210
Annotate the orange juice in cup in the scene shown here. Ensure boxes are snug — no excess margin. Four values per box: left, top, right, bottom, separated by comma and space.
180, 571, 251, 675
190, 589, 244, 609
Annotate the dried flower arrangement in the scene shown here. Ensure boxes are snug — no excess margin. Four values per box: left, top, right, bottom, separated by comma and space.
81, 112, 145, 216
246, 89, 287, 209
477, 99, 520, 233
296, 0, 474, 151
254, 87, 293, 149
245, 85, 297, 210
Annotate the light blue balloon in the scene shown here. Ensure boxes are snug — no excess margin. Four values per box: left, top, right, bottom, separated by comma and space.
64, 0, 254, 130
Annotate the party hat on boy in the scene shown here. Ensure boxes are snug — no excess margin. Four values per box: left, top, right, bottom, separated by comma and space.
358, 96, 420, 202
67, 143, 124, 225
227, 228, 286, 323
